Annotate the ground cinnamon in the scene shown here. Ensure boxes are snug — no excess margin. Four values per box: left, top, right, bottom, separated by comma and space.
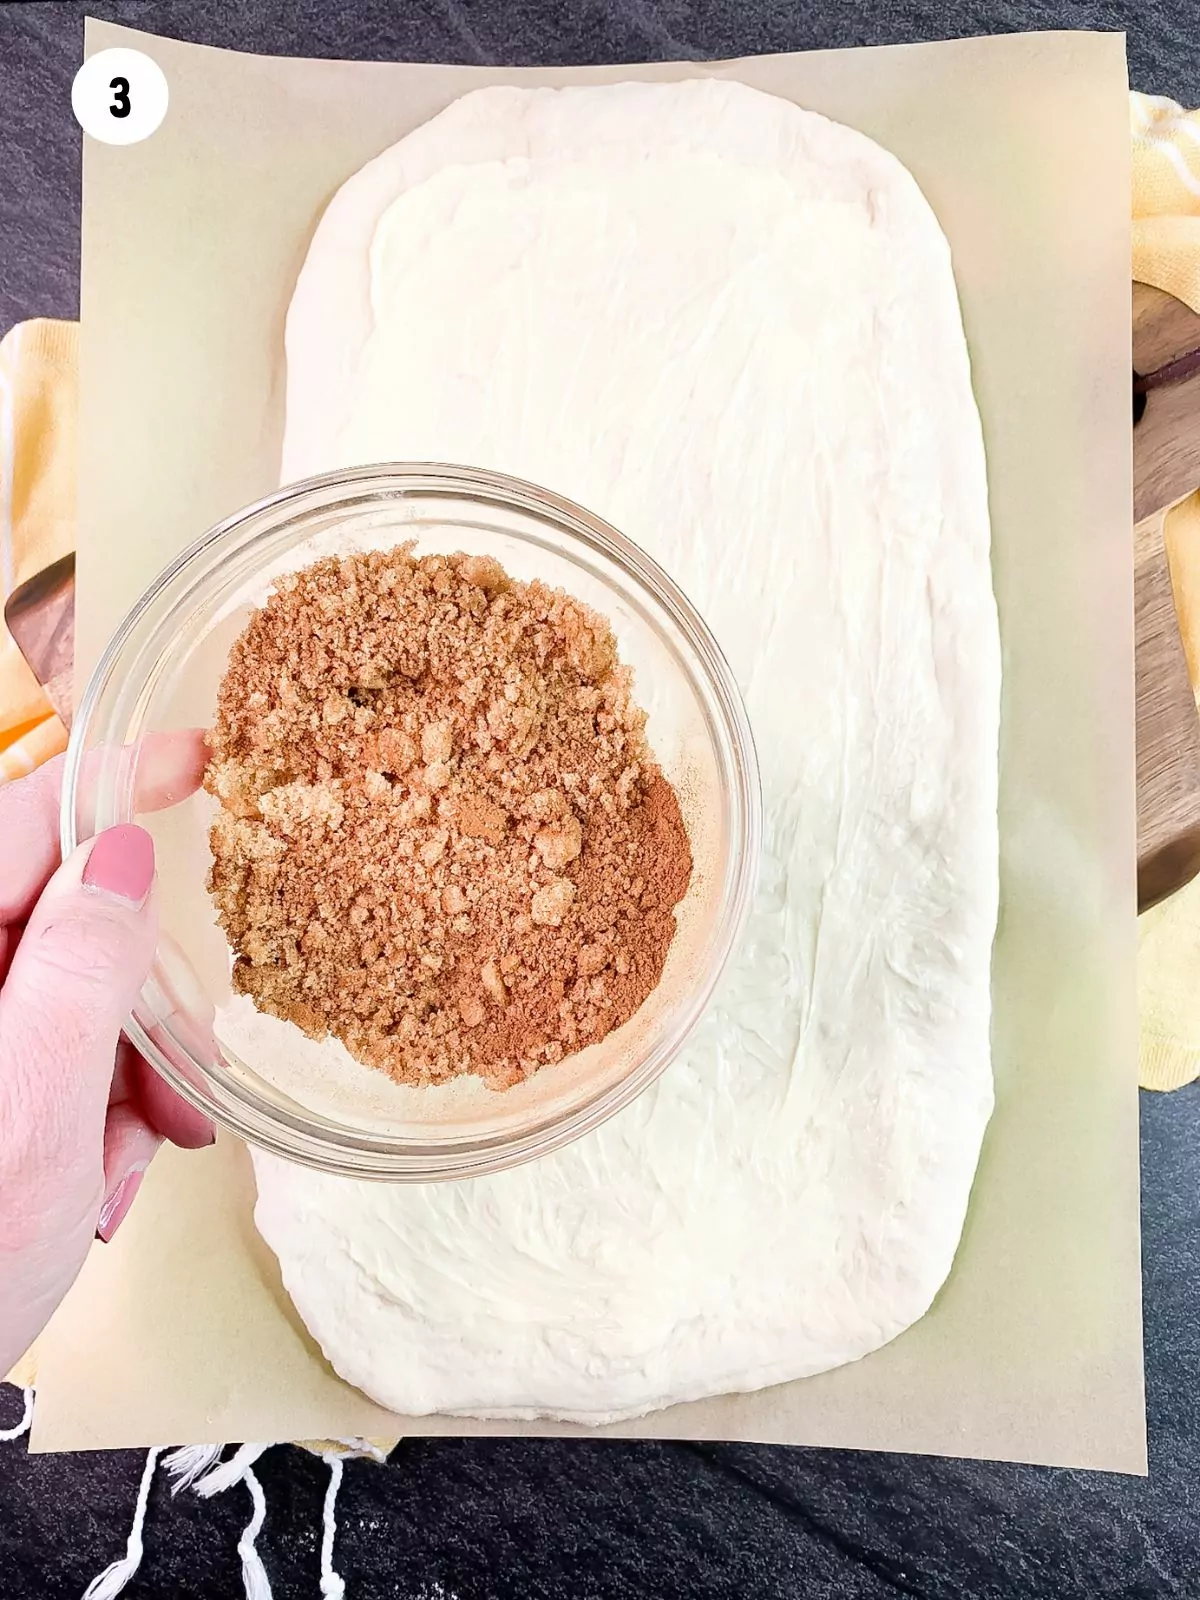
205, 544, 693, 1090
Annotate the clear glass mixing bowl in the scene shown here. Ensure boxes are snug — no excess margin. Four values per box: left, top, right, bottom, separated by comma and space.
63, 464, 761, 1179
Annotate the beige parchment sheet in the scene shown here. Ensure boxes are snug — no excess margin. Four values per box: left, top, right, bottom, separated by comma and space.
32, 21, 1142, 1468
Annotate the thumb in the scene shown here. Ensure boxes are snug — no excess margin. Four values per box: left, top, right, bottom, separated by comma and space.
0, 826, 157, 1180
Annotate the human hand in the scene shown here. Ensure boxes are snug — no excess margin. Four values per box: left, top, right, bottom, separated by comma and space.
0, 738, 213, 1375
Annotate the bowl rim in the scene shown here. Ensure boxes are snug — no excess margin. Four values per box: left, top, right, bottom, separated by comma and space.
63, 462, 762, 1179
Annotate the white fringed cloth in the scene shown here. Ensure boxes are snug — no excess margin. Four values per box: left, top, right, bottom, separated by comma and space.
0, 1384, 389, 1598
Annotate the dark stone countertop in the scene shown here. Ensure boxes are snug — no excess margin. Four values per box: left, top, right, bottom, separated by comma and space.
2, 4, 1199, 1597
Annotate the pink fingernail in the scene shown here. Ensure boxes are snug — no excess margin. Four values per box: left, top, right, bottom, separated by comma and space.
96, 1167, 146, 1242
83, 825, 155, 905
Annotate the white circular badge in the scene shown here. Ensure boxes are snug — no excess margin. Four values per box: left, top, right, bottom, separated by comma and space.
71, 47, 169, 146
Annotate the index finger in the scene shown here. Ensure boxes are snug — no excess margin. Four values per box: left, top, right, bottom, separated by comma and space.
0, 729, 210, 926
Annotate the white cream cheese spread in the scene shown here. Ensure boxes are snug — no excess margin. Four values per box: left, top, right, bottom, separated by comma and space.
249, 78, 1000, 1423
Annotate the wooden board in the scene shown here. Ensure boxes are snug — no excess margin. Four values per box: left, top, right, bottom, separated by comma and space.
3, 552, 74, 727
1135, 510, 1200, 907
1133, 283, 1200, 909
1134, 284, 1200, 522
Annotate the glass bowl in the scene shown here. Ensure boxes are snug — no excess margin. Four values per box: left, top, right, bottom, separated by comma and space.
63, 464, 761, 1180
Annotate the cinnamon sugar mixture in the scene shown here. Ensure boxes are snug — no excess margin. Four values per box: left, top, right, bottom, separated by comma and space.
205, 545, 693, 1090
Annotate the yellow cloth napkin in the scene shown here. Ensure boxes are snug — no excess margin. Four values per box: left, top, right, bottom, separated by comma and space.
0, 320, 71, 780
1132, 93, 1200, 313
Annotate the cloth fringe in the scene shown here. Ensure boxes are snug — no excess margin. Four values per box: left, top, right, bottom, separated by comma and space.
163, 1442, 225, 1491
191, 1441, 271, 1498
81, 1448, 161, 1600
78, 1443, 274, 1600
0, 1411, 353, 1600
191, 1444, 274, 1599
0, 1386, 33, 1442
320, 1454, 347, 1599
237, 1467, 273, 1600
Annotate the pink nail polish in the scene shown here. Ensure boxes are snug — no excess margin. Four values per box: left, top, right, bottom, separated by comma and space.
96, 1167, 146, 1242
83, 825, 155, 905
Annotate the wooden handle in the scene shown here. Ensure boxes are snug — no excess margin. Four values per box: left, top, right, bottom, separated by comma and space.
2, 553, 75, 729
1135, 510, 1200, 909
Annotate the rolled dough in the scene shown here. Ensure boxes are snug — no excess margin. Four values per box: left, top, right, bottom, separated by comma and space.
252, 77, 1000, 1423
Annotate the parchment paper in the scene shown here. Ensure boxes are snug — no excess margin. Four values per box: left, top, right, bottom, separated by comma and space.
33, 21, 1142, 1468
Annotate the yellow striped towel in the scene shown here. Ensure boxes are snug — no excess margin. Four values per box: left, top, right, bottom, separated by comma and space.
1132, 93, 1200, 312
0, 319, 71, 780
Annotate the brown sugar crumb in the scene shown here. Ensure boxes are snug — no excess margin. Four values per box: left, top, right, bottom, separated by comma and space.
204, 544, 693, 1091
